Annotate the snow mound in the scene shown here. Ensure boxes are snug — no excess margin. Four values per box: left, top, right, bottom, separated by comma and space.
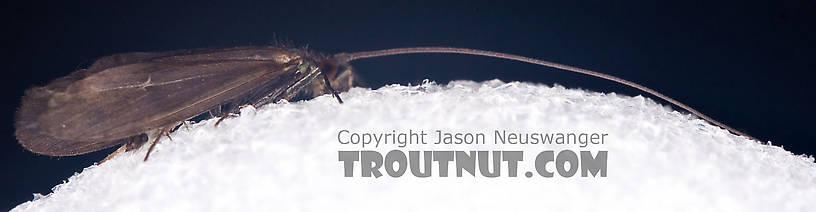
13, 80, 816, 211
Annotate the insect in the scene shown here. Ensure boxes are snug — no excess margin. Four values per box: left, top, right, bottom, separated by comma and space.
14, 46, 761, 161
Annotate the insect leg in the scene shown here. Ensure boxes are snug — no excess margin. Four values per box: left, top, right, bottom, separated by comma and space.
214, 115, 229, 127
143, 126, 173, 161
99, 145, 128, 164
213, 102, 243, 127
322, 72, 344, 104
208, 105, 223, 118
98, 133, 149, 164
182, 121, 191, 131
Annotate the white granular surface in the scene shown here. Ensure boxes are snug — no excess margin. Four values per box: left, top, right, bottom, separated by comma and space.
13, 80, 816, 212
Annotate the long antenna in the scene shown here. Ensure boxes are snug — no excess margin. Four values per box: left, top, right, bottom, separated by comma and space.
333, 47, 760, 142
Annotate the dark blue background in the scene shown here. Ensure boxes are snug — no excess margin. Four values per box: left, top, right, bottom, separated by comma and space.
2, 0, 814, 209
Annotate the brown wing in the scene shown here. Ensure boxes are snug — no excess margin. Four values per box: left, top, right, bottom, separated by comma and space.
15, 47, 308, 156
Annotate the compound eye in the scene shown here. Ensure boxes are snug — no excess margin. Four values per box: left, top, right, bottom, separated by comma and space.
319, 59, 340, 79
